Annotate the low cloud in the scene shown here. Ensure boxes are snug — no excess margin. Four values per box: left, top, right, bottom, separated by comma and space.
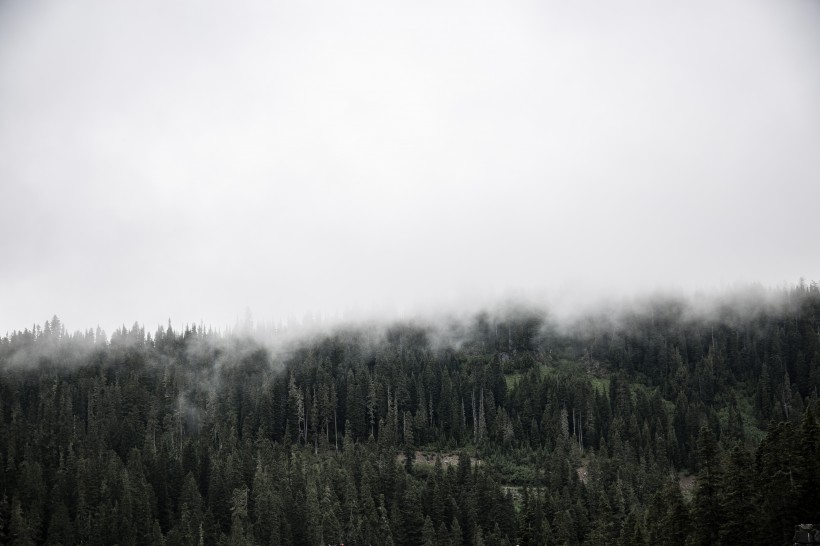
1, 0, 818, 334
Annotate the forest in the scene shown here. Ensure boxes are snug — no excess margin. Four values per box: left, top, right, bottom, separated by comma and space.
1, 284, 819, 545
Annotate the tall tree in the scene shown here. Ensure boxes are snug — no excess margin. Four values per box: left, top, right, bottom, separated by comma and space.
692, 426, 723, 545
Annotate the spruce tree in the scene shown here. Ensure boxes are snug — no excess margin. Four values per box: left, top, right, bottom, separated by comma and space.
692, 426, 723, 545
718, 445, 755, 544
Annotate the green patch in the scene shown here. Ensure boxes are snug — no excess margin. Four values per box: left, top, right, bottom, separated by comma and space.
590, 376, 610, 395
504, 361, 551, 389
504, 372, 523, 390
505, 357, 614, 399
489, 457, 539, 486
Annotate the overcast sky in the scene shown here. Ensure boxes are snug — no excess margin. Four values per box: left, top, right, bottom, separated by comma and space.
1, 0, 819, 335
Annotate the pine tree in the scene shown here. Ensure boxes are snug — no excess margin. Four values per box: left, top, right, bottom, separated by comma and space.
421, 516, 437, 546
399, 485, 424, 546
618, 510, 639, 546
9, 497, 35, 546
692, 426, 723, 545
795, 407, 820, 522
719, 445, 755, 543
754, 421, 799, 545
650, 478, 691, 546
451, 517, 464, 546
403, 411, 415, 474
553, 509, 576, 545
229, 486, 250, 546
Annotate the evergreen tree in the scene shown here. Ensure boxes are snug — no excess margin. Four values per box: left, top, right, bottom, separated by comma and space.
422, 515, 437, 546
1, 296, 819, 546
451, 517, 464, 546
795, 407, 820, 521
719, 445, 755, 544
692, 426, 723, 545
9, 497, 35, 546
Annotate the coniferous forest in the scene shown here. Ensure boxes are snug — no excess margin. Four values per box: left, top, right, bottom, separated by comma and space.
1, 285, 820, 545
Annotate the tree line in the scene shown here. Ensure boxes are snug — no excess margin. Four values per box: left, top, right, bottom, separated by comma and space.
1, 284, 819, 544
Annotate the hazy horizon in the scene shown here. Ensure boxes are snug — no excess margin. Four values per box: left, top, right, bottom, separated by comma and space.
2, 0, 819, 336
1, 280, 814, 342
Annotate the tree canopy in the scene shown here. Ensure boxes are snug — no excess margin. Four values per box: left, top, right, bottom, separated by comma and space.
1, 284, 819, 545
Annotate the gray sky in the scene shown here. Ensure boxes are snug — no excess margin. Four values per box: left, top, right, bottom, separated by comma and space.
1, 0, 819, 335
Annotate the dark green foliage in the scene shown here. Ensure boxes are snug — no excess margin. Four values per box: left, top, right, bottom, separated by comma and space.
692, 426, 723, 545
647, 478, 691, 546
1, 283, 819, 544
795, 407, 820, 521
718, 445, 755, 544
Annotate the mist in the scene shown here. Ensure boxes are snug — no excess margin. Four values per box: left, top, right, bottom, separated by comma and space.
1, 0, 819, 335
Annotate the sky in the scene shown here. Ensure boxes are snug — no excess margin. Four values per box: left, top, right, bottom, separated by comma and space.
1, 0, 819, 335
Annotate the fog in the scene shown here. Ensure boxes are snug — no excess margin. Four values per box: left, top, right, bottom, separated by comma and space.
1, 0, 819, 335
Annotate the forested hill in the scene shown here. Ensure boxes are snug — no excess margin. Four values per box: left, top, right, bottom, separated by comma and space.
1, 285, 819, 545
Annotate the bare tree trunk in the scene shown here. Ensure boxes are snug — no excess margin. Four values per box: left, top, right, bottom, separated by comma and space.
579, 411, 583, 453
472, 390, 477, 443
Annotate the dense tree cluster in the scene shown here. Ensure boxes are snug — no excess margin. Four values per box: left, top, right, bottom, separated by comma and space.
1, 284, 819, 545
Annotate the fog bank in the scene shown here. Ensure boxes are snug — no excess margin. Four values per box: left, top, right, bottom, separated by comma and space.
1, 0, 819, 335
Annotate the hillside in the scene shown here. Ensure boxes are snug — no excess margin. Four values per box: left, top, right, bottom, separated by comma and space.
1, 285, 819, 545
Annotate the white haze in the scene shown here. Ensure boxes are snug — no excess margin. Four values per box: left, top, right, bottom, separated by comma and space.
1, 0, 819, 336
